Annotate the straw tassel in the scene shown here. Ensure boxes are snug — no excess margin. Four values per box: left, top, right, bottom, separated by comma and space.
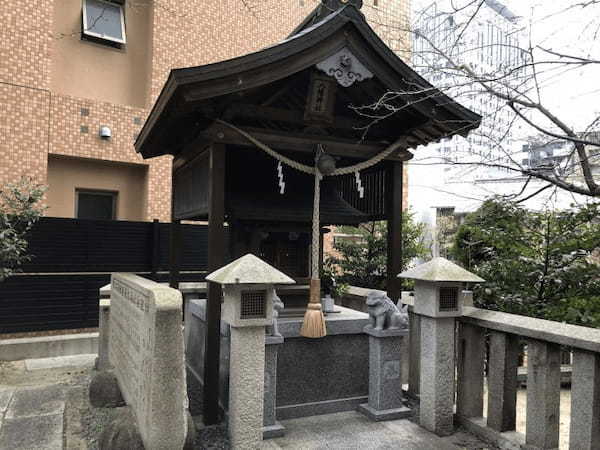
300, 168, 327, 338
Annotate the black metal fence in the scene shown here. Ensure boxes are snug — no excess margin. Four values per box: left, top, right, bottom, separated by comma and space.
0, 217, 215, 334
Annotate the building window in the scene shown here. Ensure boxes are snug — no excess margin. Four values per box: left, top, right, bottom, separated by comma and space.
82, 0, 126, 46
76, 190, 117, 220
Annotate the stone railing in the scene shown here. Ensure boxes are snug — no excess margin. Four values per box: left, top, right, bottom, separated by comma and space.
403, 292, 600, 450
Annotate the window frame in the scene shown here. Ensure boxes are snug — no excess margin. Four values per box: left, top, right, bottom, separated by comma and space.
82, 0, 127, 45
75, 188, 118, 220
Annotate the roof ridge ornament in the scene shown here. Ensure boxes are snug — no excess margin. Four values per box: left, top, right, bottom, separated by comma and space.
336, 0, 363, 8
321, 0, 363, 12
316, 47, 374, 87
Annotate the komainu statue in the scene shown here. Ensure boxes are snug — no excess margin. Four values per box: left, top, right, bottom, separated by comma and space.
365, 291, 407, 331
267, 291, 285, 337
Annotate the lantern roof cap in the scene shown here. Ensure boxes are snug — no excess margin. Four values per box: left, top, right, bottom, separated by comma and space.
398, 257, 485, 283
206, 254, 296, 285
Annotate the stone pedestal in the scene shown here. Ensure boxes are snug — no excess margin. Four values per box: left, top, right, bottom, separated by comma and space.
263, 335, 285, 439
95, 299, 112, 371
229, 326, 266, 449
358, 327, 411, 421
407, 309, 421, 399
419, 316, 456, 436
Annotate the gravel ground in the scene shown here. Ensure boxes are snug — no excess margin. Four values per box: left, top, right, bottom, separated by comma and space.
195, 423, 229, 450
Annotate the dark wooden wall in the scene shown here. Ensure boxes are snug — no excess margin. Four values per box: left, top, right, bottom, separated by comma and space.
334, 162, 388, 220
0, 217, 227, 333
173, 153, 210, 220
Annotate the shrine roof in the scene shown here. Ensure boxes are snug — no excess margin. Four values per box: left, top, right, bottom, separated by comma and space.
135, 2, 480, 160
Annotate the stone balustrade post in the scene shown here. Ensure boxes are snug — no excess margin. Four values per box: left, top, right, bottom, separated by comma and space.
569, 349, 600, 450
525, 339, 561, 449
487, 331, 519, 432
456, 322, 485, 419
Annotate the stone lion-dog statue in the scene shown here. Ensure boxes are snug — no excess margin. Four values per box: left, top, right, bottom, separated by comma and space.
365, 290, 408, 331
267, 291, 285, 337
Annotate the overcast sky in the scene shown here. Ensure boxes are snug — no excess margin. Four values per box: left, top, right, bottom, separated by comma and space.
487, 0, 599, 131
413, 0, 600, 131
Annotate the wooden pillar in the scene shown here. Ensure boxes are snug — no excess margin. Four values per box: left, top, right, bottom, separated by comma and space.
151, 219, 160, 280
386, 161, 403, 302
203, 143, 226, 425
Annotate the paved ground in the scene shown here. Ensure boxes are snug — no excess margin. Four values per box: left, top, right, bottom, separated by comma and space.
0, 385, 65, 450
261, 411, 492, 450
0, 356, 98, 450
0, 356, 498, 449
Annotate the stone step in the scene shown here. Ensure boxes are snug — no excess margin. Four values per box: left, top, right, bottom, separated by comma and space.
24, 354, 97, 371
0, 333, 98, 361
0, 385, 66, 450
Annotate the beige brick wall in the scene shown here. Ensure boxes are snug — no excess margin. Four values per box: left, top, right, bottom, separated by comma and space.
0, 85, 50, 185
0, 0, 410, 222
0, 1, 52, 89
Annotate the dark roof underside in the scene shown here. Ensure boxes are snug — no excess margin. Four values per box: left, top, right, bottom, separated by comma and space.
228, 186, 369, 226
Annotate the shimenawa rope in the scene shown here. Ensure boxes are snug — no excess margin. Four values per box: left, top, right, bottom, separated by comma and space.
215, 120, 406, 337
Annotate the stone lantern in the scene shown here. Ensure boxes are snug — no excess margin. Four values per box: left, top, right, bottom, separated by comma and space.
206, 253, 295, 448
398, 257, 484, 436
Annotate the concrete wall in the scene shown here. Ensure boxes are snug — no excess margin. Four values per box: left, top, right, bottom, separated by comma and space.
46, 155, 147, 220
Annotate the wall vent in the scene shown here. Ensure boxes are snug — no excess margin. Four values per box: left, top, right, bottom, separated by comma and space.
240, 290, 267, 319
439, 287, 459, 312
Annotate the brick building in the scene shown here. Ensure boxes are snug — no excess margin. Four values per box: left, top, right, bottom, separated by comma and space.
0, 0, 409, 222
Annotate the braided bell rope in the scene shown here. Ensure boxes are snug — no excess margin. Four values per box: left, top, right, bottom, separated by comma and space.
311, 170, 322, 280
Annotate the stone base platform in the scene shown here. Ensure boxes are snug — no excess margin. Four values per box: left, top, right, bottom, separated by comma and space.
263, 422, 286, 439
260, 410, 484, 449
185, 300, 371, 421
357, 403, 412, 422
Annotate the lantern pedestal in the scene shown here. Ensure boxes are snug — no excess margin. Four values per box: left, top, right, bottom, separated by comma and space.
229, 326, 266, 448
398, 257, 485, 437
419, 316, 456, 436
205, 253, 295, 448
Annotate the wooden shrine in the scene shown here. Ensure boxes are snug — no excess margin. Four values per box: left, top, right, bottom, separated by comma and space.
135, 0, 480, 425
